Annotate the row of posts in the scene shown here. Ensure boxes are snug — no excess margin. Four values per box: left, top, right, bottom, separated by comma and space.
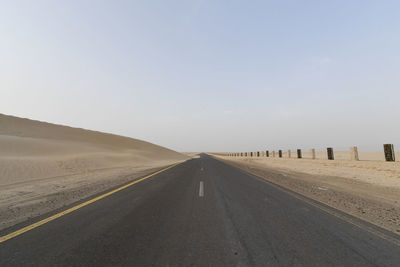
227, 144, 396, 162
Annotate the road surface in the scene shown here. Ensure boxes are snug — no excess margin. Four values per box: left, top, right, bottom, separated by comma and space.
1, 154, 400, 266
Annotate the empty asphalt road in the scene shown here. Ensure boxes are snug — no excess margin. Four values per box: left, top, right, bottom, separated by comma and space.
1, 154, 400, 266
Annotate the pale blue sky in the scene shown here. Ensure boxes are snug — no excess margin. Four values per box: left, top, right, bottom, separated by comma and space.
1, 1, 400, 152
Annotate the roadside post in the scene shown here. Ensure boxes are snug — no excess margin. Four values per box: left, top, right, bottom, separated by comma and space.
327, 147, 334, 160
297, 149, 302, 159
384, 144, 395, 162
279, 150, 282, 158
311, 149, 316, 159
350, 147, 359, 160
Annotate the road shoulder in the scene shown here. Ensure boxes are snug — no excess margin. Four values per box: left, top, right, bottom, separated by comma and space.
212, 155, 400, 235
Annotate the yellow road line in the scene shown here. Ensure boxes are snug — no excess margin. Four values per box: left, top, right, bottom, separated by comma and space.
0, 162, 183, 243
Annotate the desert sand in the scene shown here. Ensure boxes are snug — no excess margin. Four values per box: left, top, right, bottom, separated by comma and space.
219, 151, 400, 188
214, 153, 400, 233
0, 114, 188, 230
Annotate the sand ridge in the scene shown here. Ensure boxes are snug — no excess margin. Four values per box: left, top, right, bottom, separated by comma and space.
0, 114, 187, 186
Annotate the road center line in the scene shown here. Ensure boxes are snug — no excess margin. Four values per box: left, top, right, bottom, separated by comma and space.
199, 181, 204, 197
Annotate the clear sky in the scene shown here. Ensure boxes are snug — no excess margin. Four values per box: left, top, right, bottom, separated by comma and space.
1, 1, 400, 152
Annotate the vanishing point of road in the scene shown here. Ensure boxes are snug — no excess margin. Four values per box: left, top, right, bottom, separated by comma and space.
1, 154, 400, 266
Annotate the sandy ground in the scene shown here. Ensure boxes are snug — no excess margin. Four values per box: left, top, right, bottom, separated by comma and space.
0, 114, 188, 230
218, 152, 400, 188
214, 154, 400, 234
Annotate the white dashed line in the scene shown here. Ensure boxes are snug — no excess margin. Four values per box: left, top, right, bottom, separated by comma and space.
199, 181, 204, 197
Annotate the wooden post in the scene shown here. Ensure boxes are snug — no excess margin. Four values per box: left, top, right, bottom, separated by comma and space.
311, 149, 316, 159
327, 147, 334, 160
257, 151, 260, 157
297, 149, 302, 159
384, 144, 395, 162
266, 150, 269, 157
278, 150, 282, 158
287, 150, 291, 158
250, 152, 253, 157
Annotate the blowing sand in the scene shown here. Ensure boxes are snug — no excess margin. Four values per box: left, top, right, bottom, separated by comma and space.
0, 114, 188, 230
214, 154, 400, 234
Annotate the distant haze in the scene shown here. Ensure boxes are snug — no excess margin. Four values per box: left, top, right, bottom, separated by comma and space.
1, 1, 399, 152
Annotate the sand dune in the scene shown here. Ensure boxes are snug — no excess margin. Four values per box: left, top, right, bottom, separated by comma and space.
0, 114, 187, 186
0, 113, 188, 229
